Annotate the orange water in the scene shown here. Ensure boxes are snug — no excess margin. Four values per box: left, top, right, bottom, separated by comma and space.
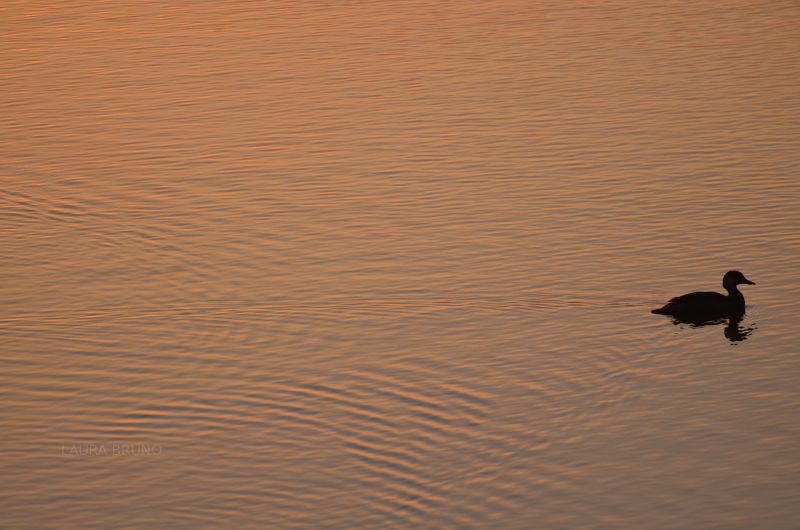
2, 2, 799, 528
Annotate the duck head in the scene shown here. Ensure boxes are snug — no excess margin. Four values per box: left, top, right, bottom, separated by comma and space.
723, 270, 755, 290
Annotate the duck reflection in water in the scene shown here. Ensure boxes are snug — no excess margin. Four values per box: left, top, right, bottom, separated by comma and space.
652, 270, 757, 342
723, 314, 756, 342
662, 313, 756, 343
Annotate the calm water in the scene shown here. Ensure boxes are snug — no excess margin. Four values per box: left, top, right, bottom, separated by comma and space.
2, 1, 799, 528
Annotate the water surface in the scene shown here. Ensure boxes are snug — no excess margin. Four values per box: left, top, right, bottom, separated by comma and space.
2, 1, 799, 528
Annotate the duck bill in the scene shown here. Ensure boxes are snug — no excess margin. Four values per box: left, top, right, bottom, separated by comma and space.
742, 278, 755, 285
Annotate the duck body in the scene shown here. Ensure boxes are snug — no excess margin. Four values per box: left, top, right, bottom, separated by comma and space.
652, 270, 755, 321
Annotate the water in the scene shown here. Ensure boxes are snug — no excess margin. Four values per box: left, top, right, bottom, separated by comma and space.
2, 1, 799, 528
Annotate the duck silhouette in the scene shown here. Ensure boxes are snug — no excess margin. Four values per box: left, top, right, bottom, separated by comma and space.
652, 270, 755, 322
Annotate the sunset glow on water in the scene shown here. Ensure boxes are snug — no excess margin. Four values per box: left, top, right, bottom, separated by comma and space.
2, 2, 799, 528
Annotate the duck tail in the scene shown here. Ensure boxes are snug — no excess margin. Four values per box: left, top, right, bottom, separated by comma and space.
651, 306, 670, 315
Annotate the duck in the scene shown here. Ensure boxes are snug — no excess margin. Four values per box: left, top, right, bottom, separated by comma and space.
652, 270, 755, 320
